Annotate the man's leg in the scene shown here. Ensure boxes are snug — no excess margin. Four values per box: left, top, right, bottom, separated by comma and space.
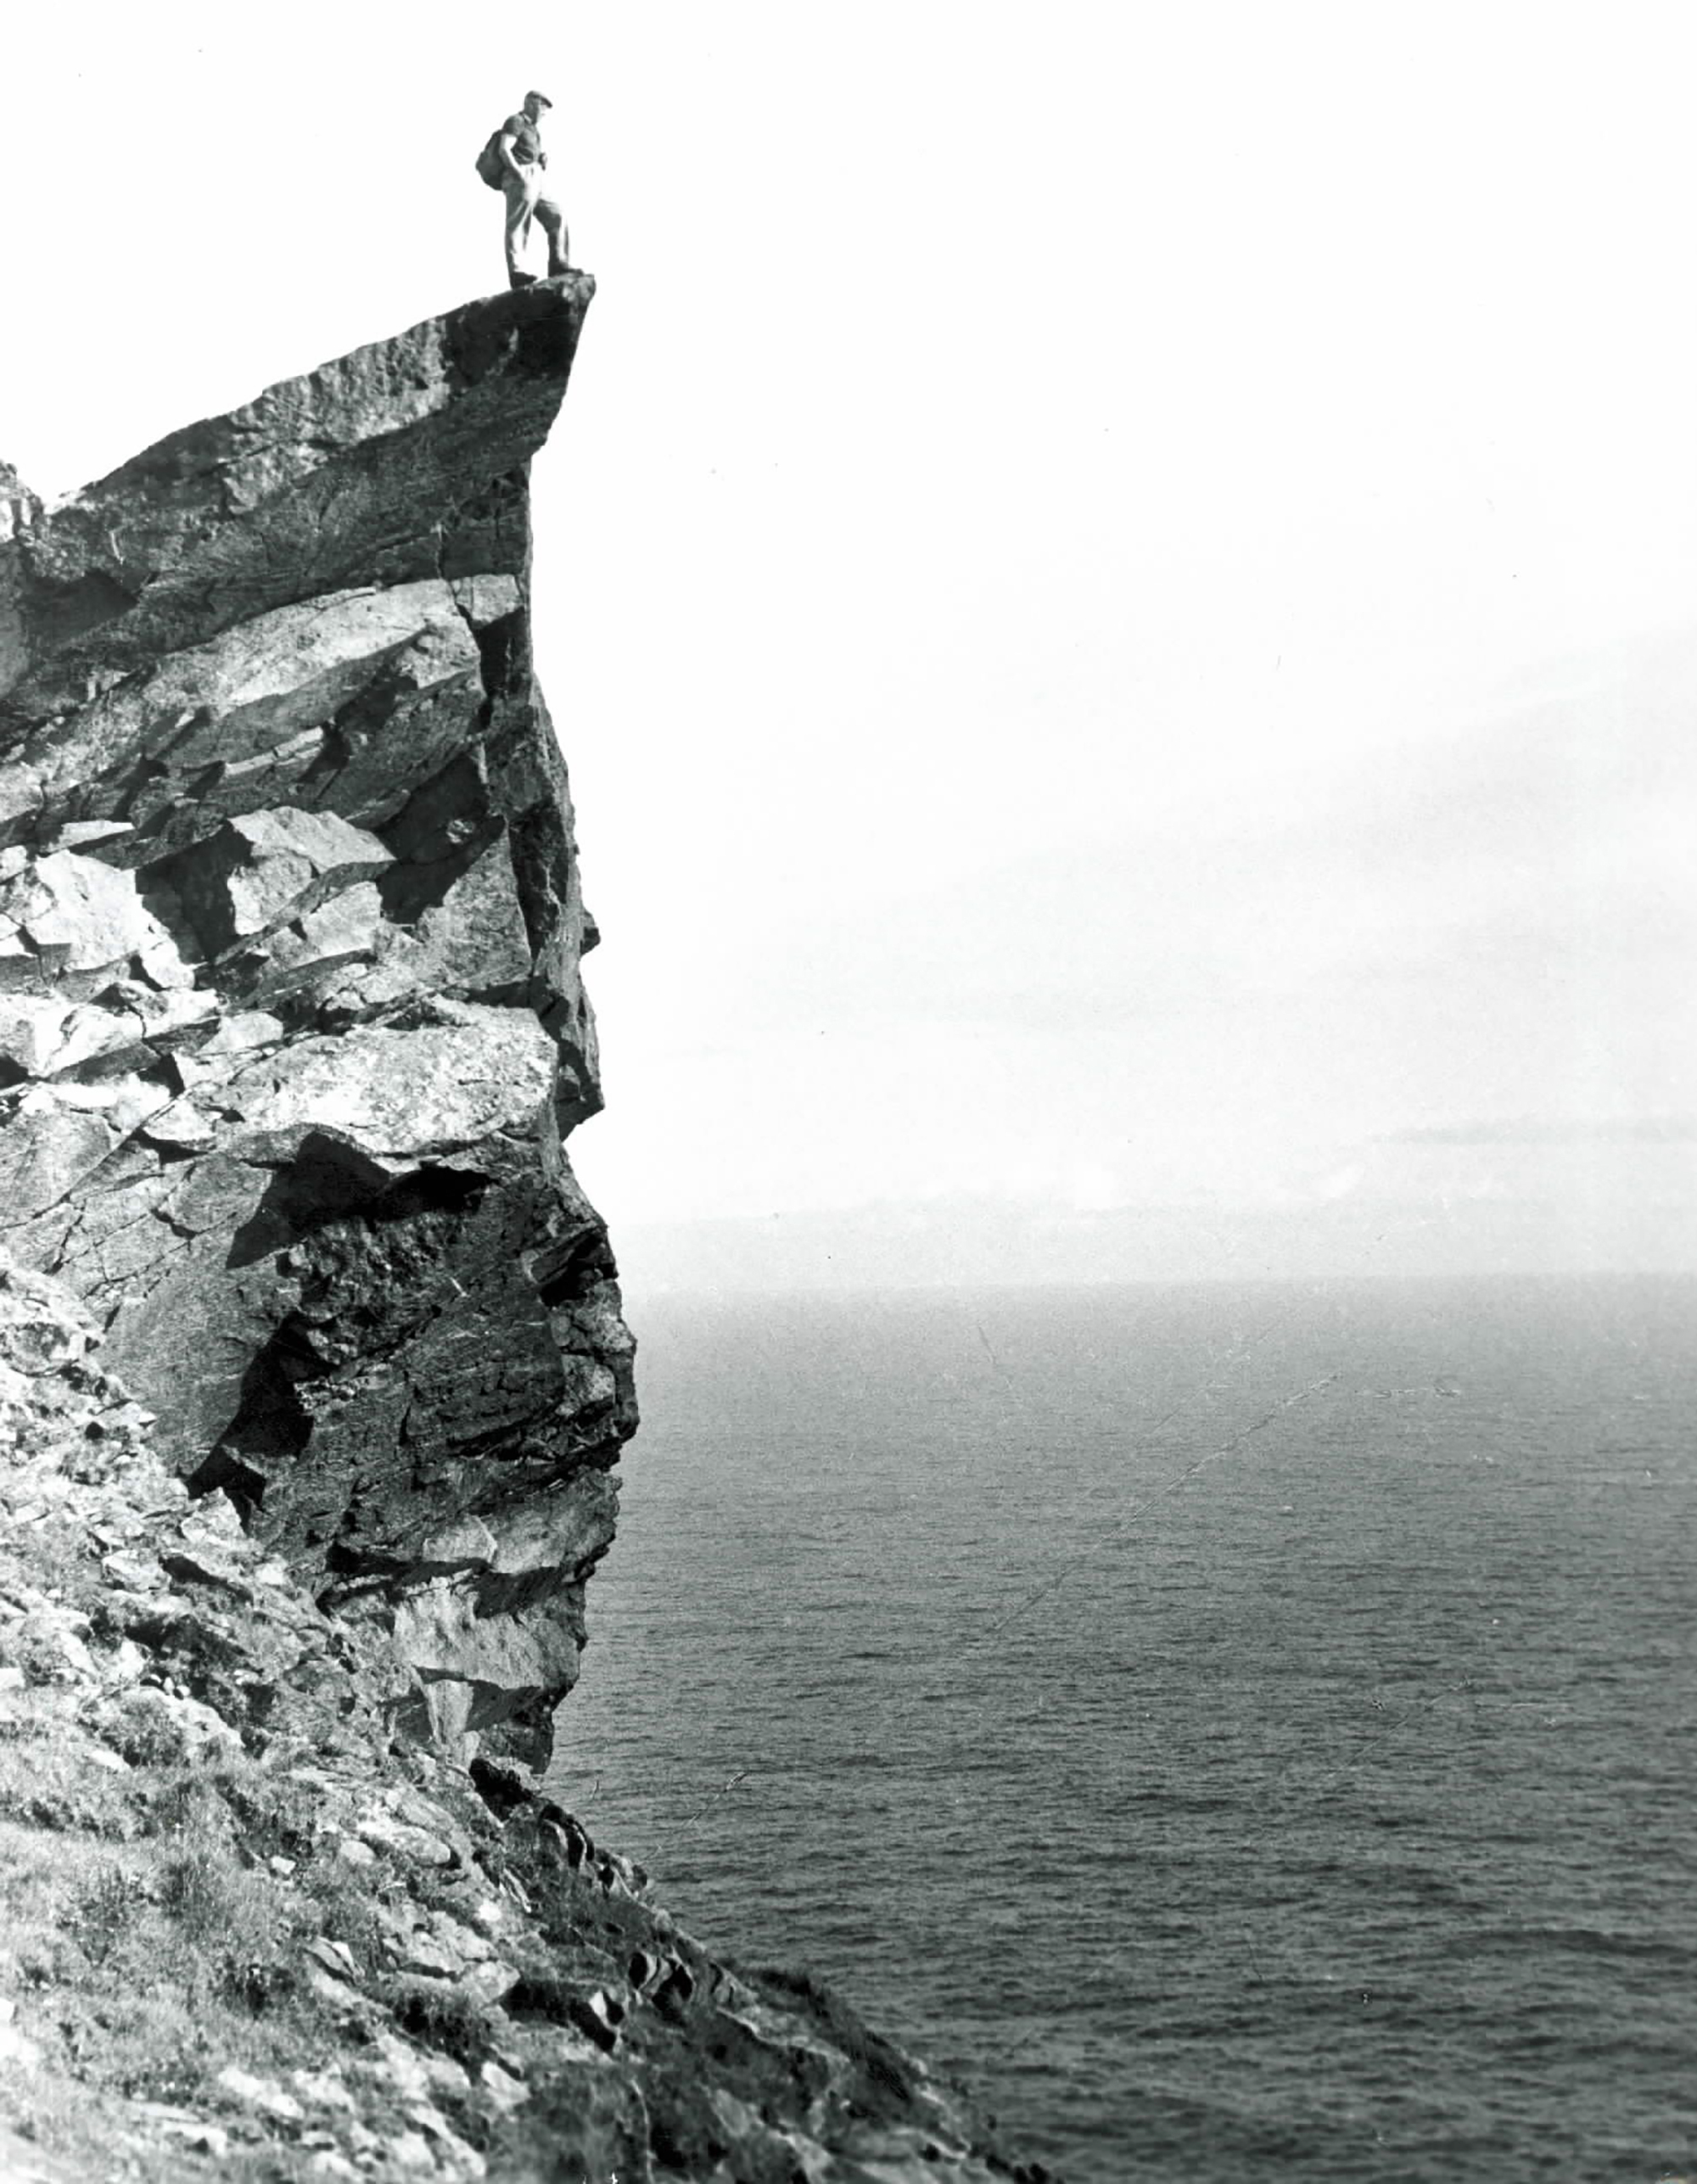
532, 193, 570, 277
502, 170, 539, 285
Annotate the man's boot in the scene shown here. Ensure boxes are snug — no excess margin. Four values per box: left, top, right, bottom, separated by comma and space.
546, 256, 569, 279
509, 270, 538, 291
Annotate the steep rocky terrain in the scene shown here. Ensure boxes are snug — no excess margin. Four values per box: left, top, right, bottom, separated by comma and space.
0, 282, 626, 1775
0, 289, 1047, 2181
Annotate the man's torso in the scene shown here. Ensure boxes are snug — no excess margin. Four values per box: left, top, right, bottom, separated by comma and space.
501, 112, 542, 164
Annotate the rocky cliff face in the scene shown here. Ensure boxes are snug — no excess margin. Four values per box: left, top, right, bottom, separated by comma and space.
0, 288, 1045, 2184
0, 282, 632, 1773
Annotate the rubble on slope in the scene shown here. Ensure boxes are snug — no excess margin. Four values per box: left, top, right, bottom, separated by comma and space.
0, 1252, 1046, 2183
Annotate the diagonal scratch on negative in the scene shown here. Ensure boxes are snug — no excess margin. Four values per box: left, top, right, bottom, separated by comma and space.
972, 1368, 1341, 1649
677, 1770, 752, 1838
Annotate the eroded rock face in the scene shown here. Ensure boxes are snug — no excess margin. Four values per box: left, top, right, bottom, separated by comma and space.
0, 281, 634, 1769
0, 1246, 1037, 2183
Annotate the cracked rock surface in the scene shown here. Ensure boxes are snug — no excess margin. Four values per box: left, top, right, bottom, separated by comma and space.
0, 282, 630, 1772
0, 288, 1049, 2183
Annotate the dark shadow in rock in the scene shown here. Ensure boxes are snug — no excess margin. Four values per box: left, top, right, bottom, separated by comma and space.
528, 1224, 608, 1308
470, 605, 523, 692
129, 848, 210, 969
293, 721, 356, 807
225, 1129, 399, 1268
28, 567, 137, 650
378, 748, 491, 863
226, 1130, 490, 1269
117, 759, 236, 876
184, 1315, 322, 1513
374, 825, 499, 927
440, 478, 529, 583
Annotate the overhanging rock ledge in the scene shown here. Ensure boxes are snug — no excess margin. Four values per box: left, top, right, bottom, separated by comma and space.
0, 277, 633, 1771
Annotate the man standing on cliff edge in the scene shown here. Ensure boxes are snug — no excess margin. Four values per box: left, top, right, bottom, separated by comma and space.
496, 91, 569, 290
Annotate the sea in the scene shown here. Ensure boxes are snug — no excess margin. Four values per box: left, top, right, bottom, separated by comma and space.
547, 1277, 1697, 2183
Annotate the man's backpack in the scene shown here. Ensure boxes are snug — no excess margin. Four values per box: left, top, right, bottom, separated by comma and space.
474, 131, 507, 190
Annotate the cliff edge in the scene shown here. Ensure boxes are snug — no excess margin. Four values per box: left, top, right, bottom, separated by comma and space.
0, 290, 1049, 2182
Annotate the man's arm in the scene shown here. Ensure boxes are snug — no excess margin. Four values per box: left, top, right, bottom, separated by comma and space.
498, 117, 530, 181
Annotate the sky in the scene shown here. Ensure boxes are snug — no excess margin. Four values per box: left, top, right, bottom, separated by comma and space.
4, 2, 1694, 1290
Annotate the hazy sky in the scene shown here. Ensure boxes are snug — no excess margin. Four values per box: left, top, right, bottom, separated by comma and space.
5, 3, 1694, 1288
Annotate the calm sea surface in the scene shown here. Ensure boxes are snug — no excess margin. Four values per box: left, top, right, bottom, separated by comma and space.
548, 1279, 1697, 2182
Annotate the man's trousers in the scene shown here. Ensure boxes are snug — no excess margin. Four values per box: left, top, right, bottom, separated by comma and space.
502, 164, 568, 277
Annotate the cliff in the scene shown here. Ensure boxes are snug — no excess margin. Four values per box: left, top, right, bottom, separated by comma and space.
0, 291, 1046, 2182
0, 282, 627, 1776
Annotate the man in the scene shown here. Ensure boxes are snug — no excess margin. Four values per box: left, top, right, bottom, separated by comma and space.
497, 91, 568, 290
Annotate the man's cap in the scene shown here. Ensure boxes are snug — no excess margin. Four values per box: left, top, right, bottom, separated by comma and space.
526, 90, 553, 109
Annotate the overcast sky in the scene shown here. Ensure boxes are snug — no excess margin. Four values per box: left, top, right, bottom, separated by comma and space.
5, 3, 1694, 1289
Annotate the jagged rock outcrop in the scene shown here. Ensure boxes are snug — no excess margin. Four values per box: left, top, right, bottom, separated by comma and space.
0, 291, 1048, 2184
0, 283, 633, 1771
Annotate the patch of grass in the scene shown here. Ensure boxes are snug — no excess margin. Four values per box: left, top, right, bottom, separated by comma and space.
70, 1862, 141, 1968
138, 1760, 237, 1839
295, 1849, 389, 1963
216, 1947, 299, 2016
154, 1834, 305, 2015
91, 1685, 205, 1768
386, 1976, 493, 2066
57, 1982, 219, 2108
1, 1818, 294, 2108
0, 1516, 101, 1605
157, 1840, 245, 1940
0, 1725, 144, 1839
196, 1756, 328, 1862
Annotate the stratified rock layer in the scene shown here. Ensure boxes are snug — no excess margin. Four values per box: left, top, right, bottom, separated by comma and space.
0, 283, 633, 1770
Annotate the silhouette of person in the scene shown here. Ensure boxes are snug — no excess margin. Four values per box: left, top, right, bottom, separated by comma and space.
497, 91, 569, 289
